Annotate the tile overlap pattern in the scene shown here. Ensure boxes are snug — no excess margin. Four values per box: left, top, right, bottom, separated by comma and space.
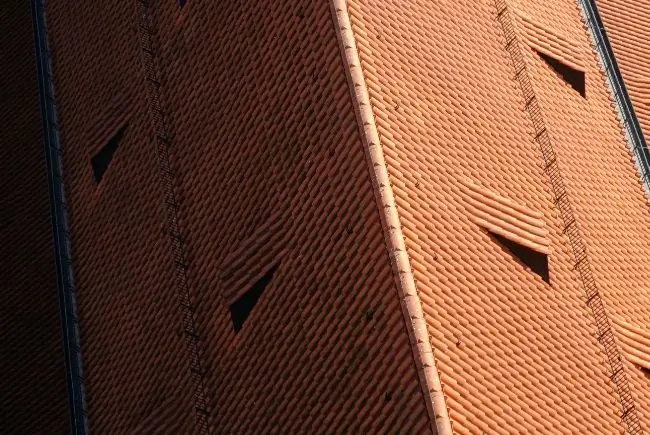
43, 0, 650, 431
500, 1, 641, 431
46, 1, 198, 432
46, 0, 431, 432
596, 0, 650, 139
345, 0, 648, 432
461, 179, 550, 254
613, 317, 650, 371
518, 0, 650, 430
147, 0, 431, 431
0, 1, 69, 432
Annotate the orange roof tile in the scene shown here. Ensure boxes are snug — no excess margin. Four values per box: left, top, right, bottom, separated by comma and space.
514, 9, 586, 73
596, 0, 650, 138
461, 178, 550, 254
45, 0, 433, 432
613, 317, 650, 371
345, 0, 650, 431
39, 0, 650, 432
333, 2, 451, 432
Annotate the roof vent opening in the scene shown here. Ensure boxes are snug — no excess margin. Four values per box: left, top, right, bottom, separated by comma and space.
91, 123, 128, 184
491, 233, 550, 283
611, 317, 650, 371
229, 264, 278, 333
537, 51, 586, 97
460, 179, 551, 284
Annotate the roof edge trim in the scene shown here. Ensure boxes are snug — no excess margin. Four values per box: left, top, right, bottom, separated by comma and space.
30, 0, 89, 433
576, 0, 650, 196
329, 2, 452, 434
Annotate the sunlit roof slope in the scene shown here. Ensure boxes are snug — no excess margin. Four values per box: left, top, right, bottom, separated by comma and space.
342, 0, 650, 432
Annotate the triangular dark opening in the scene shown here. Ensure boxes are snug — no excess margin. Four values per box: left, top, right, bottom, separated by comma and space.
230, 264, 278, 333
91, 123, 128, 184
178, 0, 186, 7
537, 52, 586, 97
492, 233, 550, 283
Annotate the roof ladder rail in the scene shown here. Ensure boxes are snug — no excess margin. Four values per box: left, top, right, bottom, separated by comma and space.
136, 1, 210, 433
495, 2, 643, 433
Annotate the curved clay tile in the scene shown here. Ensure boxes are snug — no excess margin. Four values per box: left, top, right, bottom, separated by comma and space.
220, 210, 287, 305
461, 178, 550, 254
513, 9, 586, 73
597, 0, 650, 138
611, 317, 650, 370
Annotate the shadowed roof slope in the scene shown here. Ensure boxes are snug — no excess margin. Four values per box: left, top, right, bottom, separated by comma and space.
0, 1, 68, 432
39, 0, 650, 432
45, 0, 432, 432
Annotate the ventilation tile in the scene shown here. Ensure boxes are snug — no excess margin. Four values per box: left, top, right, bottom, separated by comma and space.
220, 211, 287, 306
461, 179, 550, 255
514, 9, 586, 74
612, 317, 650, 370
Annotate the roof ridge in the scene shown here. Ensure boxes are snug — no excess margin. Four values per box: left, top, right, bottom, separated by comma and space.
329, 2, 452, 434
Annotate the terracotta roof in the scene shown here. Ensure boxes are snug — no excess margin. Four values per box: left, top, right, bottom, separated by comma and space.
0, 1, 69, 432
46, 0, 432, 432
40, 0, 650, 432
514, 8, 586, 73
45, 0, 200, 431
521, 0, 650, 430
219, 210, 288, 305
345, 0, 650, 432
596, 0, 650, 137
332, 2, 451, 432
461, 178, 550, 255
612, 317, 650, 371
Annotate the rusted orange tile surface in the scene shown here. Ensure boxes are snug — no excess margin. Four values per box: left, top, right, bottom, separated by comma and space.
597, 0, 650, 139
346, 0, 650, 432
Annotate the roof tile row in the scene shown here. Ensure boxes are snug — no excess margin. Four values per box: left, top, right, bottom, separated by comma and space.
346, 0, 650, 431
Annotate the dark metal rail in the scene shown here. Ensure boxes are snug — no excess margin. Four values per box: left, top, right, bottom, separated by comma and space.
30, 0, 88, 433
495, 1, 643, 433
578, 0, 650, 194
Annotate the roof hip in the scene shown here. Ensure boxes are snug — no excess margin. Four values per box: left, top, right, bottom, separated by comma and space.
329, 1, 453, 434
